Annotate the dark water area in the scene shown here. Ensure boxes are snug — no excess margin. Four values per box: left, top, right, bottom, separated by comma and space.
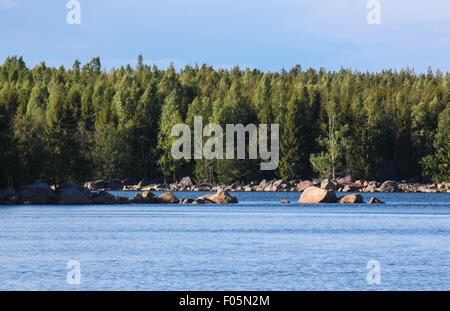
0, 191, 449, 290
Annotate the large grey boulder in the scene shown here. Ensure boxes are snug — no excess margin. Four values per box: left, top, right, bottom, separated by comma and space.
379, 181, 398, 192
179, 177, 193, 188
56, 186, 91, 205
0, 187, 15, 201
298, 186, 337, 203
17, 183, 56, 204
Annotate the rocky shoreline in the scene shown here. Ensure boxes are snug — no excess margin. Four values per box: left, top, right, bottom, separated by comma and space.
0, 182, 382, 205
1, 176, 448, 206
86, 176, 450, 194
0, 182, 239, 205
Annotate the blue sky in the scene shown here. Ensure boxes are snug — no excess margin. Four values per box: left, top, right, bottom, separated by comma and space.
1, 0, 450, 73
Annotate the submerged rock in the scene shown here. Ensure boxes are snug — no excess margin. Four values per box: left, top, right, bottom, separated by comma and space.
298, 186, 337, 204
369, 197, 384, 204
192, 198, 214, 204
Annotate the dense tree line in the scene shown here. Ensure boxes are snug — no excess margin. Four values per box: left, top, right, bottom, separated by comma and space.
0, 56, 448, 188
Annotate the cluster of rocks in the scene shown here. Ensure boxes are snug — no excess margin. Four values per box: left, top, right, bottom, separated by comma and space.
294, 186, 384, 204
298, 178, 450, 193
130, 189, 238, 204
0, 183, 119, 205
0, 183, 238, 205
114, 176, 450, 193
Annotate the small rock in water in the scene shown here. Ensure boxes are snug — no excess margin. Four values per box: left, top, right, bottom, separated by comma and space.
369, 197, 384, 204
337, 194, 363, 204
197, 189, 238, 204
280, 200, 290, 203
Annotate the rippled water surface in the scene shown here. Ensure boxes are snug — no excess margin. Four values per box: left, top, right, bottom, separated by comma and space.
0, 191, 449, 290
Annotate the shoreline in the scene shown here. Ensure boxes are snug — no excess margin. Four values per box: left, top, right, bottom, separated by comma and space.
86, 177, 450, 194
1, 177, 448, 206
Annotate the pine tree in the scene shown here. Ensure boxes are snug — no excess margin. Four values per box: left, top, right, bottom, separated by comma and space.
253, 74, 273, 125
44, 82, 85, 183
279, 85, 311, 180
157, 89, 185, 182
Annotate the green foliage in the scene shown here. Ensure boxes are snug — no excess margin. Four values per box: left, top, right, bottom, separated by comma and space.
310, 101, 349, 179
157, 89, 184, 181
0, 56, 449, 188
279, 85, 311, 180
420, 154, 449, 184
421, 104, 450, 183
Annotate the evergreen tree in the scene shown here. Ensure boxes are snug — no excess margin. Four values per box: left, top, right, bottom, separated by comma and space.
279, 85, 311, 180
0, 56, 449, 186
157, 89, 184, 182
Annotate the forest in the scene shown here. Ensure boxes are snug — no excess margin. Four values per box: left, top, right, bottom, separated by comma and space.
0, 55, 448, 188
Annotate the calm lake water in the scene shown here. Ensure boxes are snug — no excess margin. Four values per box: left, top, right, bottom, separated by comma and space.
0, 191, 449, 291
